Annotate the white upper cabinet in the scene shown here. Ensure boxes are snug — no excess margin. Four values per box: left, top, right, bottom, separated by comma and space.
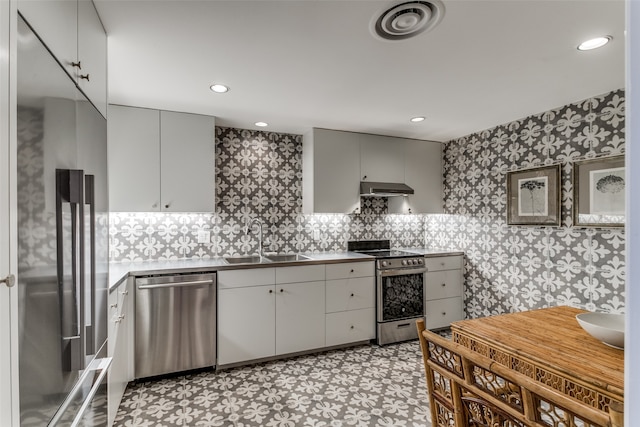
77, 0, 107, 117
303, 128, 443, 214
18, 0, 107, 117
388, 139, 443, 214
108, 105, 216, 212
160, 111, 215, 212
303, 128, 362, 214
360, 134, 405, 183
108, 106, 160, 212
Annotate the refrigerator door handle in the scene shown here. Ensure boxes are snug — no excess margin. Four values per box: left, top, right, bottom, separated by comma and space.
56, 169, 86, 372
85, 174, 96, 355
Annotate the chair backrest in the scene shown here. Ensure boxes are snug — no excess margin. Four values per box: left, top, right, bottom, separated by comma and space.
416, 319, 616, 427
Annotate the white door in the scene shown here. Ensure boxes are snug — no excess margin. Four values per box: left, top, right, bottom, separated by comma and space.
275, 281, 326, 355
1, 0, 17, 425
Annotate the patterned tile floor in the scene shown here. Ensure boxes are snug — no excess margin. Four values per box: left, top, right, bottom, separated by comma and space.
114, 341, 431, 427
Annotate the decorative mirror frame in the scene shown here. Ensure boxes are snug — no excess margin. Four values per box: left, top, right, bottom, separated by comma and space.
506, 164, 561, 226
573, 155, 625, 228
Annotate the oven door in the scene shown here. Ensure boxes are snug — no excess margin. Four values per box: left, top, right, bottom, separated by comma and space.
377, 267, 426, 322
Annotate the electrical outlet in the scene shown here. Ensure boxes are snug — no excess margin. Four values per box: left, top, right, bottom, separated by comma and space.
197, 230, 211, 244
313, 230, 321, 240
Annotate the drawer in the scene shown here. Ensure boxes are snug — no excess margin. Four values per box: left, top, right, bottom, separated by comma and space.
276, 264, 325, 284
425, 270, 463, 300
424, 255, 463, 272
425, 297, 464, 330
218, 268, 276, 289
326, 308, 375, 346
325, 277, 375, 313
326, 261, 374, 280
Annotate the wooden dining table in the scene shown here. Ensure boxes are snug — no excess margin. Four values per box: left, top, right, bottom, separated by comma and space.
450, 306, 624, 424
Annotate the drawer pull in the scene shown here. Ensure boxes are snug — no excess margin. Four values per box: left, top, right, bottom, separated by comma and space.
350, 269, 354, 273
397, 323, 411, 328
441, 283, 446, 287
269, 289, 273, 294
110, 303, 117, 309
350, 293, 354, 297
121, 290, 129, 295
350, 325, 354, 329
280, 289, 284, 293
441, 262, 445, 266
442, 312, 447, 316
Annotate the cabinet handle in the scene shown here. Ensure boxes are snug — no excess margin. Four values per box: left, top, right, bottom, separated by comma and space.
152, 202, 158, 208
408, 208, 412, 214
442, 312, 446, 316
362, 175, 367, 180
79, 74, 90, 81
269, 289, 273, 293
350, 269, 354, 273
109, 303, 117, 309
121, 290, 129, 295
441, 262, 445, 266
441, 283, 446, 287
350, 325, 354, 329
350, 293, 354, 297
71, 61, 81, 69
164, 202, 171, 209
280, 289, 284, 293
0, 274, 15, 288
114, 315, 125, 323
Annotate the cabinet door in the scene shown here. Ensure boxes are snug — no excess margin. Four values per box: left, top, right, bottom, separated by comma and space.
18, 0, 77, 79
276, 281, 325, 355
303, 128, 361, 214
360, 134, 405, 183
160, 111, 215, 212
389, 139, 443, 214
218, 286, 276, 365
108, 105, 160, 211
77, 0, 107, 118
107, 280, 130, 427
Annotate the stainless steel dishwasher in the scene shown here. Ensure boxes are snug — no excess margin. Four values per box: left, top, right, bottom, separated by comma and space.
135, 272, 216, 379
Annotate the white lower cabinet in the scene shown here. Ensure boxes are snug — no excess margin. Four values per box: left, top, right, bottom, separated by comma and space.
326, 308, 375, 347
217, 285, 276, 365
325, 261, 375, 346
107, 278, 134, 427
217, 266, 326, 366
424, 255, 464, 330
275, 281, 326, 355
218, 262, 376, 366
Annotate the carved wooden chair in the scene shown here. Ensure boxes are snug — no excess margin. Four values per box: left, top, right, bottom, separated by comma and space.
416, 319, 622, 427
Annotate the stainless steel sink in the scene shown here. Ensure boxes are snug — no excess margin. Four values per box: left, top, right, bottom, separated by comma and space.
223, 255, 269, 265
265, 254, 311, 262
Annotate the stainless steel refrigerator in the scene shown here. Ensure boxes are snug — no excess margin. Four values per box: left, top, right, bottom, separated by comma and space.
17, 14, 110, 426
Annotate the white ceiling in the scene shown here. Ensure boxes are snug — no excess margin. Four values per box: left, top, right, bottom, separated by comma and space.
95, 0, 625, 142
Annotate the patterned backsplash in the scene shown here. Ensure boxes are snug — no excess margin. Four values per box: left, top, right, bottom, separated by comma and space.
426, 89, 626, 316
109, 127, 427, 262
109, 89, 626, 316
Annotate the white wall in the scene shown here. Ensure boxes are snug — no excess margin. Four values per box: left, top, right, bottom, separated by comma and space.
625, 0, 639, 422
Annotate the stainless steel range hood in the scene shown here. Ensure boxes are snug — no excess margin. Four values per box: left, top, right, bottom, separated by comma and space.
360, 181, 414, 197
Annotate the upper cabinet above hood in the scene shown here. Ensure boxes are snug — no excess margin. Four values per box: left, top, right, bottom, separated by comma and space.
360, 181, 414, 197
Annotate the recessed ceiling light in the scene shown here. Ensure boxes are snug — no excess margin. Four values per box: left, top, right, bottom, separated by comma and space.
255, 122, 268, 127
577, 36, 612, 51
210, 84, 229, 93
410, 116, 426, 122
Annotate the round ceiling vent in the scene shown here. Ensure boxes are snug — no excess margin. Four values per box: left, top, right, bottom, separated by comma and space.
371, 0, 445, 41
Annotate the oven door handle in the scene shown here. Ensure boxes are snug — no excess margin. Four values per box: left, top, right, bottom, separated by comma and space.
380, 267, 427, 277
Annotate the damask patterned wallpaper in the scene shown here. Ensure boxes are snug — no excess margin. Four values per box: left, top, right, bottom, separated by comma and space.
425, 89, 626, 316
109, 127, 426, 262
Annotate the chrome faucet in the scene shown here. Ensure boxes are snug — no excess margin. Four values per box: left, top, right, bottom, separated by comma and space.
245, 218, 264, 257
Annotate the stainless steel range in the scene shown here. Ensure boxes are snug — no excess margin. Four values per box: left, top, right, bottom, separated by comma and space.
348, 240, 426, 345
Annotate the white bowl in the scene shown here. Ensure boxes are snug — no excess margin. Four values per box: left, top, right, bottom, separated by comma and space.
576, 312, 625, 349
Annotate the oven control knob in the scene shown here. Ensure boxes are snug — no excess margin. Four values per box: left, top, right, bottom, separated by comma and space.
407, 259, 413, 265
418, 259, 423, 264
381, 261, 388, 267
401, 260, 407, 266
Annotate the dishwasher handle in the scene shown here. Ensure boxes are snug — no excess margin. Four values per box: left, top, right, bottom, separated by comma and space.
136, 273, 216, 290
138, 279, 213, 290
